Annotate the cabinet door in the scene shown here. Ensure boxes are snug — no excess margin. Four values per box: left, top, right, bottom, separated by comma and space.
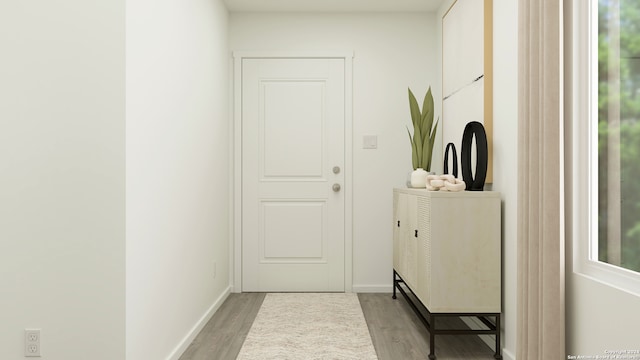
393, 192, 413, 284
393, 192, 408, 278
415, 194, 432, 308
403, 194, 418, 290
392, 192, 402, 271
393, 192, 419, 290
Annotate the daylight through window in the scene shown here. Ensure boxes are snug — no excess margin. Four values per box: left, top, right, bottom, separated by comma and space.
596, 0, 640, 273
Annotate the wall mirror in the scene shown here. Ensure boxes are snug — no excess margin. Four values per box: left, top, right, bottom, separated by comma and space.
442, 0, 493, 183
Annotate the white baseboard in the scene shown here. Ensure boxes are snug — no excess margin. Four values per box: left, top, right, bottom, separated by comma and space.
166, 285, 232, 360
502, 348, 516, 360
351, 284, 393, 293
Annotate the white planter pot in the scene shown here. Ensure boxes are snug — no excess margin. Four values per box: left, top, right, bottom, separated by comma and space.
410, 168, 428, 188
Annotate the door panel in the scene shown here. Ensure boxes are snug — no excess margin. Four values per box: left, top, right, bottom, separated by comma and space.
242, 58, 345, 292
261, 201, 326, 261
262, 81, 325, 178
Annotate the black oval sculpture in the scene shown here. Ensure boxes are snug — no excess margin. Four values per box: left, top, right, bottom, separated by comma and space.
443, 142, 458, 178
461, 121, 488, 191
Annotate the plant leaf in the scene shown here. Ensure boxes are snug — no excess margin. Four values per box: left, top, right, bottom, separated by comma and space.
408, 88, 421, 128
407, 126, 418, 170
425, 119, 439, 171
422, 108, 433, 144
421, 87, 434, 119
413, 125, 423, 168
412, 141, 419, 170
421, 87, 434, 144
422, 133, 432, 171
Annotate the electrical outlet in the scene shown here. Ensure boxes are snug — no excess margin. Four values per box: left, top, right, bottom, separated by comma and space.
24, 329, 41, 357
26, 332, 38, 342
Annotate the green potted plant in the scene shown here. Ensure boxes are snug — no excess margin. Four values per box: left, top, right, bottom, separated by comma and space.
407, 86, 439, 187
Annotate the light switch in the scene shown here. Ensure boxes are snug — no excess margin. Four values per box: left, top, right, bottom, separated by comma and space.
363, 135, 377, 149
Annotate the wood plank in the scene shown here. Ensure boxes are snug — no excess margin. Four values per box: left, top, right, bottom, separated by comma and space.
178, 293, 265, 360
358, 293, 497, 360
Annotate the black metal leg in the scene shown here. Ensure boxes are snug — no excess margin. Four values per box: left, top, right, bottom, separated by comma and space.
429, 313, 436, 360
494, 314, 502, 359
392, 271, 498, 360
392, 270, 397, 299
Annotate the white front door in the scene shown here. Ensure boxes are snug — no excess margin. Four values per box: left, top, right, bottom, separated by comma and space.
241, 58, 345, 292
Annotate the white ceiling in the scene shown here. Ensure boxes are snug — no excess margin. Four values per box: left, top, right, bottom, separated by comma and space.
223, 0, 445, 13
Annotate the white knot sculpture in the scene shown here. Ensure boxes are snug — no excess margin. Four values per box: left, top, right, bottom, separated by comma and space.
425, 174, 466, 192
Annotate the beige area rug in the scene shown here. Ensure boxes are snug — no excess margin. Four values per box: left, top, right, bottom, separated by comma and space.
236, 293, 378, 360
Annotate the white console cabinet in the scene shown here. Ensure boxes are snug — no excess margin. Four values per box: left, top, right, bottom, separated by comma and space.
392, 188, 502, 359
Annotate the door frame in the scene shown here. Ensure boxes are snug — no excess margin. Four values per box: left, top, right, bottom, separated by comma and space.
231, 51, 354, 293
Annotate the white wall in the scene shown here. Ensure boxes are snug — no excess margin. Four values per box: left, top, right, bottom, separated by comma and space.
490, 1, 518, 359
0, 1, 126, 359
567, 276, 640, 354
125, 0, 230, 359
229, 12, 439, 292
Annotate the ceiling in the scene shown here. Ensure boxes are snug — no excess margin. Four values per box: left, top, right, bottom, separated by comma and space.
223, 0, 445, 13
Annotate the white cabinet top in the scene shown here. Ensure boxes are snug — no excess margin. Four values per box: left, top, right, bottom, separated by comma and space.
394, 188, 500, 199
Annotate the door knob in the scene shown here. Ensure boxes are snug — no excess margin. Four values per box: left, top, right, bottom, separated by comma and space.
332, 183, 341, 192
333, 166, 341, 174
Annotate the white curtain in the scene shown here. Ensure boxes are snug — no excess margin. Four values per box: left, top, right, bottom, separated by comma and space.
517, 0, 566, 358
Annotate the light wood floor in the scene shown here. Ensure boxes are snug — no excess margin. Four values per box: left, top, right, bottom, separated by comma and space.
179, 293, 497, 360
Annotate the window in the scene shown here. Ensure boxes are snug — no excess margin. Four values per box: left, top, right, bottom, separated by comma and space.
572, 0, 640, 294
595, 0, 640, 273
